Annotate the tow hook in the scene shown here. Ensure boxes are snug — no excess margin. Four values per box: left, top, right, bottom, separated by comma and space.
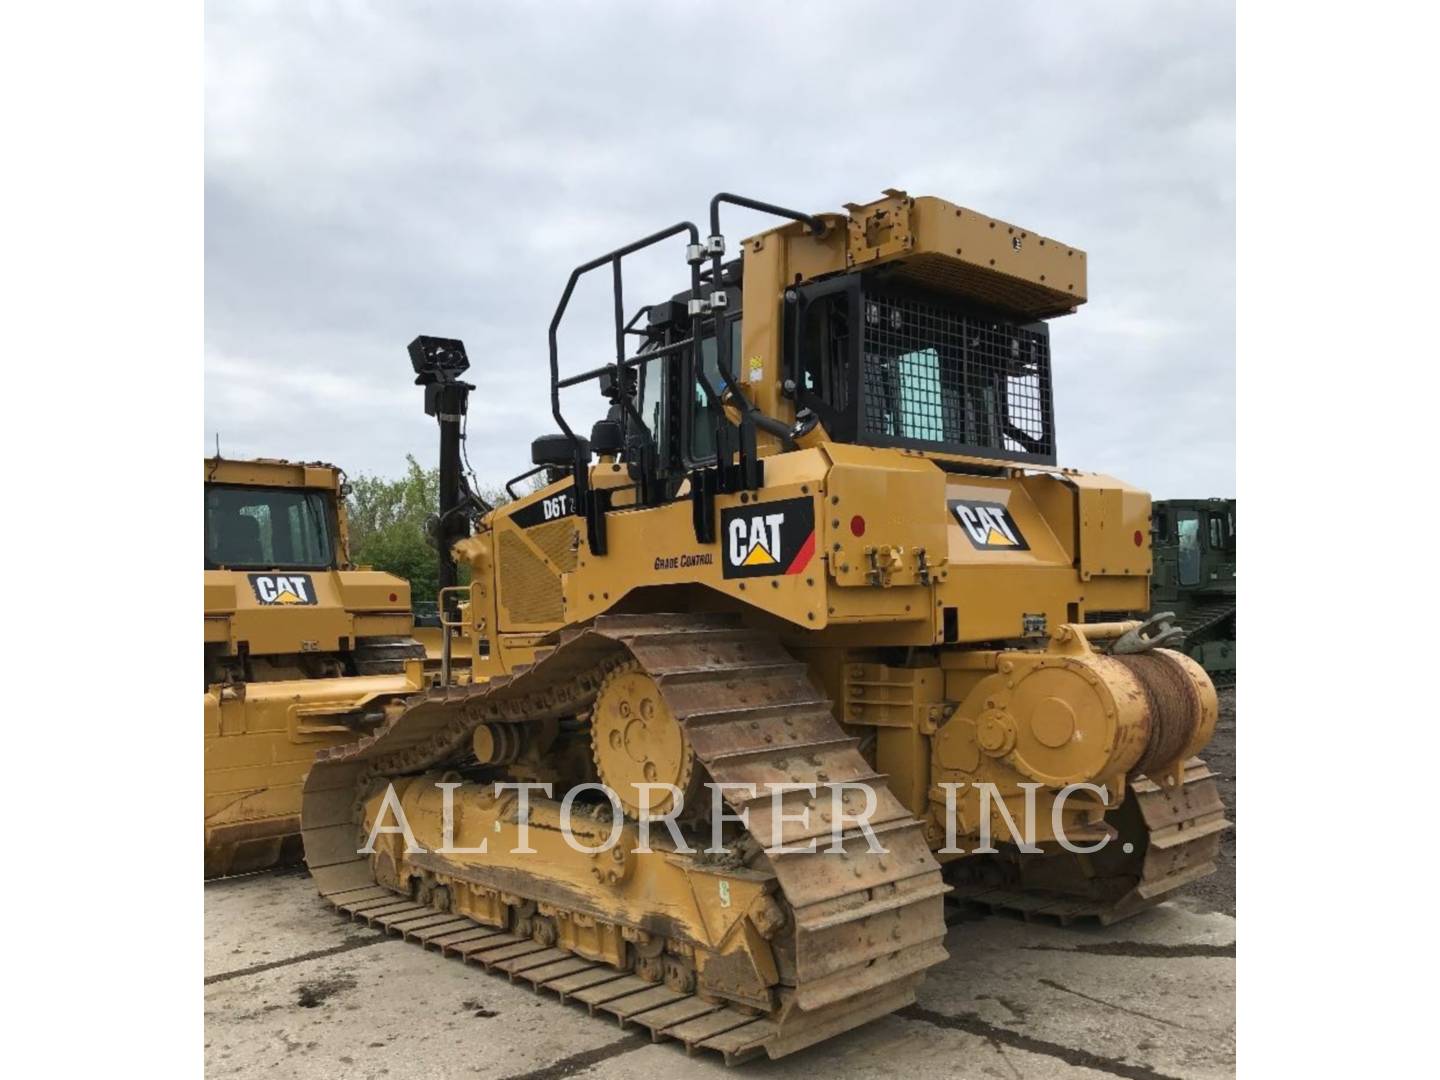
1108, 612, 1185, 654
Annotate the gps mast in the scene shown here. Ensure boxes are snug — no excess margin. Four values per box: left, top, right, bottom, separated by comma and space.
408, 334, 474, 604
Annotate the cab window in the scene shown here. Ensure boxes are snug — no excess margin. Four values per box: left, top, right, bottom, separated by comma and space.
205, 485, 335, 569
637, 347, 669, 455
689, 319, 741, 462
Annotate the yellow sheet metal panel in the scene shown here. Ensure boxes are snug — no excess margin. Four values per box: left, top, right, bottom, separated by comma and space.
204, 574, 237, 613
1081, 576, 1150, 613
559, 467, 833, 631
1019, 473, 1080, 563
1067, 473, 1152, 581
824, 583, 930, 625
204, 691, 221, 737
222, 571, 354, 654
944, 476, 1070, 569
340, 572, 411, 611
935, 476, 1083, 643
209, 570, 415, 653
823, 444, 947, 590
837, 191, 1086, 318
204, 456, 341, 489
351, 613, 412, 638
943, 567, 1081, 643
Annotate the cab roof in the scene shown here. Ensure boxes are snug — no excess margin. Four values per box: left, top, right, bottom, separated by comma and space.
203, 457, 343, 490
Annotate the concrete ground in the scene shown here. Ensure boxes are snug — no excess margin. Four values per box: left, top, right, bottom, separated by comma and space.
204, 692, 1237, 1080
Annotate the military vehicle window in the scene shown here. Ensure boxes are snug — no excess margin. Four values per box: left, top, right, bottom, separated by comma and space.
1176, 510, 1202, 587
1208, 515, 1224, 549
205, 485, 334, 569
690, 319, 742, 461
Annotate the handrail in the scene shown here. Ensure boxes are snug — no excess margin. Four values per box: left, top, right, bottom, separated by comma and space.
504, 464, 547, 500
542, 195, 826, 533
435, 585, 470, 686
547, 222, 701, 445
697, 195, 828, 473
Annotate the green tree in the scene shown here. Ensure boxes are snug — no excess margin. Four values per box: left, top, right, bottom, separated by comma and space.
345, 455, 507, 608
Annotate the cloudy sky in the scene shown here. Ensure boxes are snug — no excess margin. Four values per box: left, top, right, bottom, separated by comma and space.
206, 0, 1233, 499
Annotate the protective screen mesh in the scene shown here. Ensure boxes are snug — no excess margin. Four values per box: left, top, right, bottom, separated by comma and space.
859, 293, 1053, 459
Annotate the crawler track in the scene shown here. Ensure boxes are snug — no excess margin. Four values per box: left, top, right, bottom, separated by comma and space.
1177, 599, 1236, 643
318, 882, 913, 1064
302, 614, 949, 1063
948, 758, 1230, 925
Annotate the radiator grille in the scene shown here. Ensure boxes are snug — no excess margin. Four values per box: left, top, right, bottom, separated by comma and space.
499, 530, 564, 626
526, 518, 579, 573
860, 293, 1053, 460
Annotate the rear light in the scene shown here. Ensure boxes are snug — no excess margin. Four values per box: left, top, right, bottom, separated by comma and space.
850, 515, 866, 537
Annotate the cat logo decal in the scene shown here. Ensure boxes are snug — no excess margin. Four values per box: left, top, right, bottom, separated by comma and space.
950, 500, 1030, 551
248, 573, 318, 605
720, 498, 816, 579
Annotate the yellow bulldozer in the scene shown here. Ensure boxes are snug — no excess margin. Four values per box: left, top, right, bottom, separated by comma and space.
300, 191, 1228, 1062
204, 456, 426, 877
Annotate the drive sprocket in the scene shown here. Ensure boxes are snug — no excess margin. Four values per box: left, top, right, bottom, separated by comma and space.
590, 660, 702, 819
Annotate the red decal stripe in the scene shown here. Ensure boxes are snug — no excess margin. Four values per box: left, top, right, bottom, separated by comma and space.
784, 530, 816, 575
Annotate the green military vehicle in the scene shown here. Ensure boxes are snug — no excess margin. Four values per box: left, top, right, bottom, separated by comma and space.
1150, 498, 1235, 677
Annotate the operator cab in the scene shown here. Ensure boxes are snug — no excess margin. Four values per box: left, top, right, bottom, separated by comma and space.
603, 266, 1057, 497
204, 482, 337, 570
514, 191, 1083, 552
1152, 499, 1236, 590
590, 250, 1059, 509
624, 262, 744, 493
